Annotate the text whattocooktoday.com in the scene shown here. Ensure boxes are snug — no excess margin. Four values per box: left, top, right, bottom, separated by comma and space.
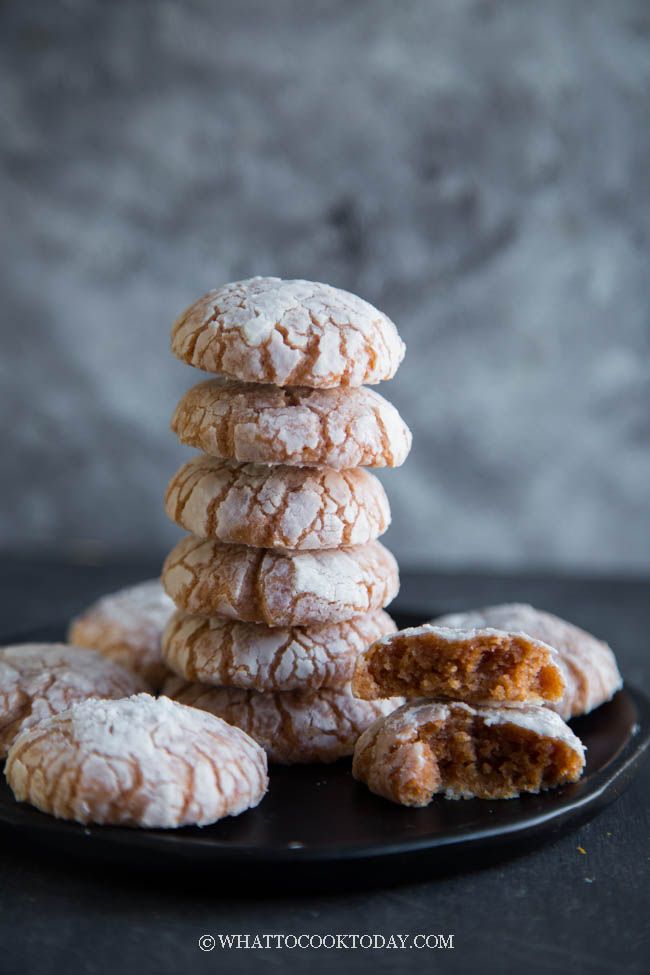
198, 933, 455, 951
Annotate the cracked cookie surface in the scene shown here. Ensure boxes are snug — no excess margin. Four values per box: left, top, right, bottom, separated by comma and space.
5, 693, 268, 827
433, 604, 622, 719
165, 456, 390, 551
163, 678, 403, 764
353, 624, 565, 705
352, 699, 585, 805
171, 380, 412, 469
68, 580, 175, 689
0, 644, 147, 757
163, 609, 396, 692
162, 536, 399, 626
171, 277, 405, 388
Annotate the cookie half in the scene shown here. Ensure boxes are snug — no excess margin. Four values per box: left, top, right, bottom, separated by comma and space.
5, 694, 268, 828
162, 609, 397, 692
353, 624, 565, 705
0, 644, 148, 757
171, 277, 405, 388
162, 536, 399, 626
68, 580, 175, 689
352, 700, 585, 805
171, 380, 412, 469
163, 678, 403, 765
165, 456, 390, 551
434, 604, 623, 719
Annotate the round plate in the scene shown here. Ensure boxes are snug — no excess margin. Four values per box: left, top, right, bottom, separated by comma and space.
0, 620, 648, 888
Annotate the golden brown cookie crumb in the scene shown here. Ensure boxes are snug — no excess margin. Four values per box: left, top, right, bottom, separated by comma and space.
353, 624, 565, 705
434, 603, 622, 718
353, 700, 585, 805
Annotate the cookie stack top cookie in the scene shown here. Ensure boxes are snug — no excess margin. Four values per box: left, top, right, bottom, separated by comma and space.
171, 276, 405, 388
161, 277, 410, 763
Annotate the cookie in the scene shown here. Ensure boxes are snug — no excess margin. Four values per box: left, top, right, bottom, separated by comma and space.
171, 380, 412, 469
162, 536, 399, 626
0, 644, 147, 758
352, 624, 565, 706
352, 699, 585, 805
68, 580, 175, 689
163, 677, 403, 765
434, 604, 622, 719
171, 277, 405, 388
165, 456, 390, 551
5, 694, 268, 828
162, 609, 396, 692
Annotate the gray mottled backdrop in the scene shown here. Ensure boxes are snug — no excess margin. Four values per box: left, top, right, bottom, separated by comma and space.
1, 0, 649, 570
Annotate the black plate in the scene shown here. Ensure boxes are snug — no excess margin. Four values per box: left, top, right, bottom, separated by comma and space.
0, 621, 648, 888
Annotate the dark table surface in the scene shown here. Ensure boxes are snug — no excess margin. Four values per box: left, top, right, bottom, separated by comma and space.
0, 554, 648, 975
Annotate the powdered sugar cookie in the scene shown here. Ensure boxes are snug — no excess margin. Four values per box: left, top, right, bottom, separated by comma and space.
163, 678, 403, 764
353, 624, 565, 705
171, 277, 405, 388
165, 456, 391, 551
0, 644, 147, 757
171, 380, 412, 469
162, 536, 399, 626
163, 609, 396, 692
68, 580, 175, 689
352, 699, 585, 805
5, 694, 267, 827
434, 604, 622, 719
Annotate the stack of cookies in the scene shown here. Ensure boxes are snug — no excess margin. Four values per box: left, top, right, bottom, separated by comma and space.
160, 277, 412, 763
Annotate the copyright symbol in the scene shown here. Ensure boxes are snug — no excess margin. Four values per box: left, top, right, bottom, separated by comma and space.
199, 935, 215, 952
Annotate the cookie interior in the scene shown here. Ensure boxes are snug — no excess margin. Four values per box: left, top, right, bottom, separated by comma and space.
360, 710, 584, 805
355, 630, 564, 704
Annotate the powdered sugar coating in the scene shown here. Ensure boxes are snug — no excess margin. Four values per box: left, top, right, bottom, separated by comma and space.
171, 277, 405, 388
5, 694, 268, 827
434, 604, 622, 719
0, 644, 147, 757
165, 456, 390, 551
163, 609, 396, 692
163, 678, 403, 764
171, 380, 412, 469
68, 580, 175, 689
162, 535, 399, 626
352, 699, 585, 804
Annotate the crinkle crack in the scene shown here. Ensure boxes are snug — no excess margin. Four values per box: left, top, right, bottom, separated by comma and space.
0, 644, 147, 758
161, 536, 399, 626
171, 277, 405, 389
163, 679, 402, 764
68, 581, 174, 689
164, 456, 391, 550
171, 380, 412, 469
5, 694, 268, 827
162, 609, 396, 691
